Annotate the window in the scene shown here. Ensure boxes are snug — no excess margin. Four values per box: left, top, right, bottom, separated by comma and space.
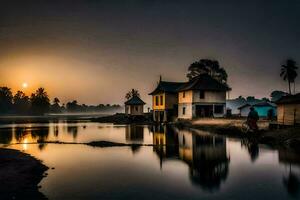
200, 90, 205, 99
183, 91, 185, 98
160, 95, 163, 106
182, 107, 186, 115
214, 105, 224, 114
135, 106, 138, 111
155, 96, 159, 106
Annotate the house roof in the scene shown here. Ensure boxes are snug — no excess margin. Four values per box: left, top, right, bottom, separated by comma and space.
276, 93, 300, 104
238, 101, 276, 110
177, 74, 231, 92
149, 81, 185, 95
125, 95, 146, 105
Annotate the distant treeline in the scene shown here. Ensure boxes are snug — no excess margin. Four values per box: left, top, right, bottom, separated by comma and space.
0, 87, 121, 115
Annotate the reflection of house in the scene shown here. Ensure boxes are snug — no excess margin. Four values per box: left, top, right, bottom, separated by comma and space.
238, 102, 277, 118
149, 78, 185, 122
126, 125, 144, 153
125, 95, 146, 116
177, 131, 229, 191
276, 94, 300, 125
279, 149, 300, 167
151, 126, 229, 191
125, 125, 144, 142
178, 74, 231, 119
278, 149, 300, 198
152, 126, 179, 164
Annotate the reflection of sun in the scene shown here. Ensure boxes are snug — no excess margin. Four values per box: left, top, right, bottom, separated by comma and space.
23, 138, 28, 150
22, 82, 28, 88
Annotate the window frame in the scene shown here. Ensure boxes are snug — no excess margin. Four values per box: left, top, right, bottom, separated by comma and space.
160, 95, 163, 106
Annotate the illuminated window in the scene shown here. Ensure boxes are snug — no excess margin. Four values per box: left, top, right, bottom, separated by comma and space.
155, 96, 159, 106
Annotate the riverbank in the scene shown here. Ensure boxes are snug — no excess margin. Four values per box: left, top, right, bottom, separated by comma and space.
91, 113, 153, 124
0, 148, 48, 199
174, 119, 300, 152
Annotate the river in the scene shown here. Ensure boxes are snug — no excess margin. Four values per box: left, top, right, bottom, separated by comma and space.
0, 121, 299, 199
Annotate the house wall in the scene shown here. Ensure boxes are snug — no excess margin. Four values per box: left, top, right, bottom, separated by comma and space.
277, 103, 300, 125
178, 103, 193, 119
128, 105, 144, 115
178, 91, 193, 103
240, 106, 277, 118
165, 93, 178, 109
152, 93, 178, 110
152, 93, 165, 110
255, 106, 277, 117
240, 106, 251, 117
193, 90, 226, 103
178, 90, 226, 104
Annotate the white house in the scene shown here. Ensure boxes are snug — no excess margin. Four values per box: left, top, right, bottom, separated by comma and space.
177, 74, 231, 119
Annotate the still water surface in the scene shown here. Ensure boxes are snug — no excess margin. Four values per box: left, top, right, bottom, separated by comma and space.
0, 121, 299, 200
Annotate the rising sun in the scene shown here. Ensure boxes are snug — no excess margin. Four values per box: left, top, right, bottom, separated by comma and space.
22, 82, 28, 88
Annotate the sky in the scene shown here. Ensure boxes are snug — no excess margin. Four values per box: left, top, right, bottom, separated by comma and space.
0, 0, 299, 106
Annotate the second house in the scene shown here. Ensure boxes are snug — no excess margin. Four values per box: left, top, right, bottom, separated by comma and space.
177, 74, 231, 119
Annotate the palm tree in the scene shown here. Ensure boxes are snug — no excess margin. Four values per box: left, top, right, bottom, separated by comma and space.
280, 59, 298, 94
53, 97, 60, 105
125, 89, 140, 100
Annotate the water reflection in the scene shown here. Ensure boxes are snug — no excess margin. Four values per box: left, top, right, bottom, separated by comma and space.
0, 128, 13, 144
126, 125, 144, 153
53, 125, 59, 137
279, 149, 300, 198
241, 139, 260, 162
67, 126, 78, 139
1, 122, 300, 199
31, 127, 49, 150
152, 125, 229, 192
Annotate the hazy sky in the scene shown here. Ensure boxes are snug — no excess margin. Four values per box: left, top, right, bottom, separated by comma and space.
0, 0, 299, 106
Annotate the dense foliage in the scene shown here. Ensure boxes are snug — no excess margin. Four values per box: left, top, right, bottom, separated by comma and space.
0, 87, 121, 115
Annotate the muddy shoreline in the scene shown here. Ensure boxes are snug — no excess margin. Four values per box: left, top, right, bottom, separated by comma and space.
174, 120, 300, 152
0, 148, 48, 199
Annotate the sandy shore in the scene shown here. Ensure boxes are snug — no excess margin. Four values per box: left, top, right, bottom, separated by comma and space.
0, 148, 48, 199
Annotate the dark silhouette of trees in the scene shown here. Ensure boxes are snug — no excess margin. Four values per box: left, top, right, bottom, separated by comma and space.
50, 97, 61, 113
0, 87, 13, 114
187, 59, 228, 84
125, 89, 140, 100
30, 88, 50, 115
270, 90, 288, 102
13, 91, 30, 114
0, 86, 121, 115
66, 100, 79, 112
280, 59, 298, 94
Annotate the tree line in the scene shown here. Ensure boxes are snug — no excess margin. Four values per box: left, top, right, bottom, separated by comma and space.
0, 87, 121, 115
187, 58, 298, 95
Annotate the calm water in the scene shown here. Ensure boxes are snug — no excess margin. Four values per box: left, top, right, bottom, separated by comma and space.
0, 121, 299, 200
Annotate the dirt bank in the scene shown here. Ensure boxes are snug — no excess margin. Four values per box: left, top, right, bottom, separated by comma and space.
175, 120, 300, 152
0, 148, 48, 199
